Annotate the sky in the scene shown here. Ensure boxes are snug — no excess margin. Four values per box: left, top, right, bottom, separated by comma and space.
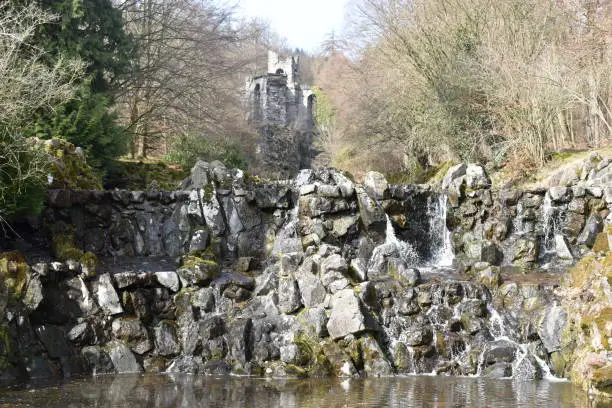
238, 0, 350, 52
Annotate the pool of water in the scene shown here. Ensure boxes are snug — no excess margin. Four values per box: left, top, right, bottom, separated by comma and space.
0, 374, 602, 408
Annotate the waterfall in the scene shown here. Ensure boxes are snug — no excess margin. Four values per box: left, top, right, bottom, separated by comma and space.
475, 305, 565, 381
541, 195, 558, 254
428, 194, 454, 267
370, 191, 453, 270
382, 214, 419, 265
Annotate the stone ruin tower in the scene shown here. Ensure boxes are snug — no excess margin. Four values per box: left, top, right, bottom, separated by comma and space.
245, 50, 316, 178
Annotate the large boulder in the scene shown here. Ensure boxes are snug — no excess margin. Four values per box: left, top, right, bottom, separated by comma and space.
93, 273, 123, 315
442, 164, 467, 189
154, 320, 181, 356
577, 213, 604, 248
176, 256, 219, 287
326, 289, 377, 340
320, 254, 350, 293
465, 164, 491, 189
364, 171, 389, 200
104, 341, 143, 373
356, 186, 386, 234
278, 277, 302, 314
295, 271, 326, 308
538, 305, 568, 353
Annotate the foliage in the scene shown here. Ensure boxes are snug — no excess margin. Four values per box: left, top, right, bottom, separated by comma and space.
165, 133, 248, 171
319, 0, 611, 177
27, 83, 128, 169
0, 3, 83, 222
104, 159, 186, 190
312, 87, 336, 128
17, 0, 135, 170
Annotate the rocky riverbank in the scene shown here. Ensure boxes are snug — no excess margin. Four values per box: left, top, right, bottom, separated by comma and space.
0, 154, 610, 402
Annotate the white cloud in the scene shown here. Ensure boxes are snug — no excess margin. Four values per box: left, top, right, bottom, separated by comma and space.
238, 0, 348, 52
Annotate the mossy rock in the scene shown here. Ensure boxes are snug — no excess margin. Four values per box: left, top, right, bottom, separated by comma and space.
284, 364, 308, 378
0, 322, 14, 370
52, 233, 84, 262
0, 251, 30, 300
47, 139, 103, 190
80, 252, 98, 277
592, 365, 612, 392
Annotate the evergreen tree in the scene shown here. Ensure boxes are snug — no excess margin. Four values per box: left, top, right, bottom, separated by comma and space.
20, 0, 136, 169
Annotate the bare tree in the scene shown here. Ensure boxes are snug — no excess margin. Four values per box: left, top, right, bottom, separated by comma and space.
322, 0, 611, 178
115, 0, 258, 158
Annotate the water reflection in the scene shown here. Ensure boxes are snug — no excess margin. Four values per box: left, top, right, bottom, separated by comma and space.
0, 374, 599, 408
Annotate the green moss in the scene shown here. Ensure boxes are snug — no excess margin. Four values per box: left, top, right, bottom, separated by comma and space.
592, 365, 612, 391
180, 254, 218, 270
0, 251, 30, 300
52, 233, 84, 262
203, 183, 214, 202
0, 322, 13, 370
386, 160, 457, 185
592, 230, 610, 253
79, 252, 98, 277
48, 139, 103, 190
284, 364, 308, 378
210, 349, 225, 360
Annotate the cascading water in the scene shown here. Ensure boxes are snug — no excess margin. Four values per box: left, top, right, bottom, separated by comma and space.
541, 194, 558, 254
384, 214, 419, 263
368, 190, 454, 270
427, 194, 454, 267
473, 305, 564, 381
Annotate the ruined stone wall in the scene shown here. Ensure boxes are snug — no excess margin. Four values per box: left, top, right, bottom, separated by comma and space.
244, 50, 315, 178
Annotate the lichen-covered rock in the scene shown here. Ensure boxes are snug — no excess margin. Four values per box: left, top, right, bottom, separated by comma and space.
82, 346, 114, 375
155, 271, 181, 293
549, 186, 571, 203
360, 335, 393, 376
278, 277, 302, 314
465, 164, 491, 189
513, 238, 540, 264
476, 266, 501, 288
320, 254, 350, 293
556, 254, 611, 400
577, 214, 604, 248
387, 258, 420, 286
356, 186, 386, 233
442, 164, 467, 189
227, 318, 253, 364
555, 235, 574, 260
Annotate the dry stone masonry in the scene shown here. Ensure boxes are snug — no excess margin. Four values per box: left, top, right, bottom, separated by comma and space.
0, 154, 610, 399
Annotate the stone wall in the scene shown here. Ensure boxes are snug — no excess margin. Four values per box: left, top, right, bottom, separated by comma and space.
0, 160, 610, 402
437, 159, 611, 271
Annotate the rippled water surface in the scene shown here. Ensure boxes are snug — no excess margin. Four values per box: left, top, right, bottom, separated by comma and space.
0, 375, 600, 408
